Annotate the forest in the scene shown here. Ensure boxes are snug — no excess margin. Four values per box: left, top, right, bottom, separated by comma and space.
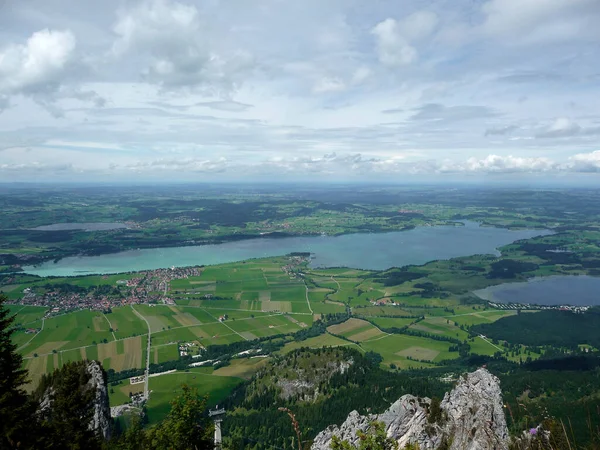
472, 308, 600, 348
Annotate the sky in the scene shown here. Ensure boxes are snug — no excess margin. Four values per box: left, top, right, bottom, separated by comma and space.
1, 0, 600, 183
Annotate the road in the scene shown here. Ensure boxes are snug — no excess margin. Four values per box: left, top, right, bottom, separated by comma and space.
304, 283, 314, 314
131, 305, 152, 400
331, 276, 341, 291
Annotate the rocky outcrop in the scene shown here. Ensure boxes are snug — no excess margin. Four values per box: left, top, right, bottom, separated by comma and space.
276, 358, 354, 401
37, 360, 112, 441
312, 368, 509, 450
86, 360, 112, 440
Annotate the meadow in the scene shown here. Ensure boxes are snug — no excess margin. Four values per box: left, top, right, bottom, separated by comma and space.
109, 369, 244, 424
7, 248, 572, 406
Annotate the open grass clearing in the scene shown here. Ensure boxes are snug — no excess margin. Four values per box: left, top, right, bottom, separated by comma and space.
144, 370, 243, 423
212, 357, 271, 379
326, 318, 370, 335
361, 334, 457, 368
347, 327, 386, 342
396, 346, 440, 361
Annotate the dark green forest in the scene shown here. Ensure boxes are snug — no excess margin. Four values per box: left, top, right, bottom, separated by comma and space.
473, 309, 600, 348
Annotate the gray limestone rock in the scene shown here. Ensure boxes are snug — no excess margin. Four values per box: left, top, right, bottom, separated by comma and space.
311, 368, 509, 450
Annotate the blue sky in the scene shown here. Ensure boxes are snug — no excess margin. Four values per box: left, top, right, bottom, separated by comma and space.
1, 0, 600, 182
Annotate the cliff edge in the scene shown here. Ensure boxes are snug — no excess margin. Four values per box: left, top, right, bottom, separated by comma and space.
311, 368, 509, 450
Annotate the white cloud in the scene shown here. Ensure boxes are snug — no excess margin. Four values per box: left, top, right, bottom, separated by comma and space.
400, 11, 439, 41
535, 118, 600, 138
460, 154, 557, 173
485, 125, 518, 136
313, 77, 346, 93
0, 0, 599, 182
111, 0, 253, 92
371, 10, 438, 68
351, 66, 372, 85
481, 0, 600, 43
371, 19, 417, 67
569, 150, 600, 172
0, 29, 76, 95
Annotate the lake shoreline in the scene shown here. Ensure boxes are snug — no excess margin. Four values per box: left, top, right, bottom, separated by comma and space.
21, 221, 550, 277
473, 275, 600, 307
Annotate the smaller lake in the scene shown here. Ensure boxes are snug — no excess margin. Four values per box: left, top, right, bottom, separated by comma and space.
31, 223, 128, 231
474, 275, 600, 306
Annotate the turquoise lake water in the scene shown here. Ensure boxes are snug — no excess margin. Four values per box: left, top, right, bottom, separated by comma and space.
24, 221, 550, 277
31, 222, 128, 231
474, 275, 600, 306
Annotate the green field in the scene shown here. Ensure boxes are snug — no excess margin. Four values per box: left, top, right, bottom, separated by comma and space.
20, 310, 114, 357
361, 333, 458, 368
107, 307, 148, 339
10, 252, 539, 394
7, 305, 48, 325
108, 370, 244, 424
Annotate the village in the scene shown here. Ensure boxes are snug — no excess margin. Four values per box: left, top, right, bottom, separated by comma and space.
14, 266, 201, 317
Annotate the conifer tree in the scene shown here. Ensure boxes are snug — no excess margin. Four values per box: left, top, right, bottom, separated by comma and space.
0, 294, 35, 448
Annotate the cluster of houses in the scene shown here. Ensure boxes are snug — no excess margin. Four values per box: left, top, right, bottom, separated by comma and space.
280, 255, 310, 279
178, 342, 195, 357
14, 266, 202, 316
487, 301, 590, 313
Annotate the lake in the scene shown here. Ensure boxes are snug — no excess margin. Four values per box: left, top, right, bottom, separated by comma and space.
474, 275, 600, 306
31, 222, 128, 231
23, 221, 550, 277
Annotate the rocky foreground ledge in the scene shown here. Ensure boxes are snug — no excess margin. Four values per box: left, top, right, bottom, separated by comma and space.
311, 368, 509, 450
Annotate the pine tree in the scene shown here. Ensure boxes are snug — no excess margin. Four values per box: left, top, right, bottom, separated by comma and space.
0, 294, 36, 448
144, 385, 214, 450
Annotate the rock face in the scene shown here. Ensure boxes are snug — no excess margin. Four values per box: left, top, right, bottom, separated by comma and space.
86, 361, 112, 440
38, 360, 112, 441
311, 368, 509, 450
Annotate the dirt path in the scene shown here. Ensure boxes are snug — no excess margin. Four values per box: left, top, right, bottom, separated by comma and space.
201, 309, 249, 341
102, 313, 117, 341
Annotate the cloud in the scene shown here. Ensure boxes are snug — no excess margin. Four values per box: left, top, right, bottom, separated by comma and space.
371, 11, 438, 68
410, 104, 499, 122
116, 157, 230, 173
485, 125, 518, 136
481, 0, 600, 43
535, 118, 600, 138
195, 100, 253, 112
111, 0, 254, 93
1, 0, 599, 182
400, 11, 439, 41
371, 19, 417, 67
313, 77, 346, 93
0, 29, 76, 96
569, 150, 600, 172
0, 95, 9, 113
351, 67, 372, 85
497, 71, 565, 84
0, 161, 76, 173
459, 154, 558, 173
